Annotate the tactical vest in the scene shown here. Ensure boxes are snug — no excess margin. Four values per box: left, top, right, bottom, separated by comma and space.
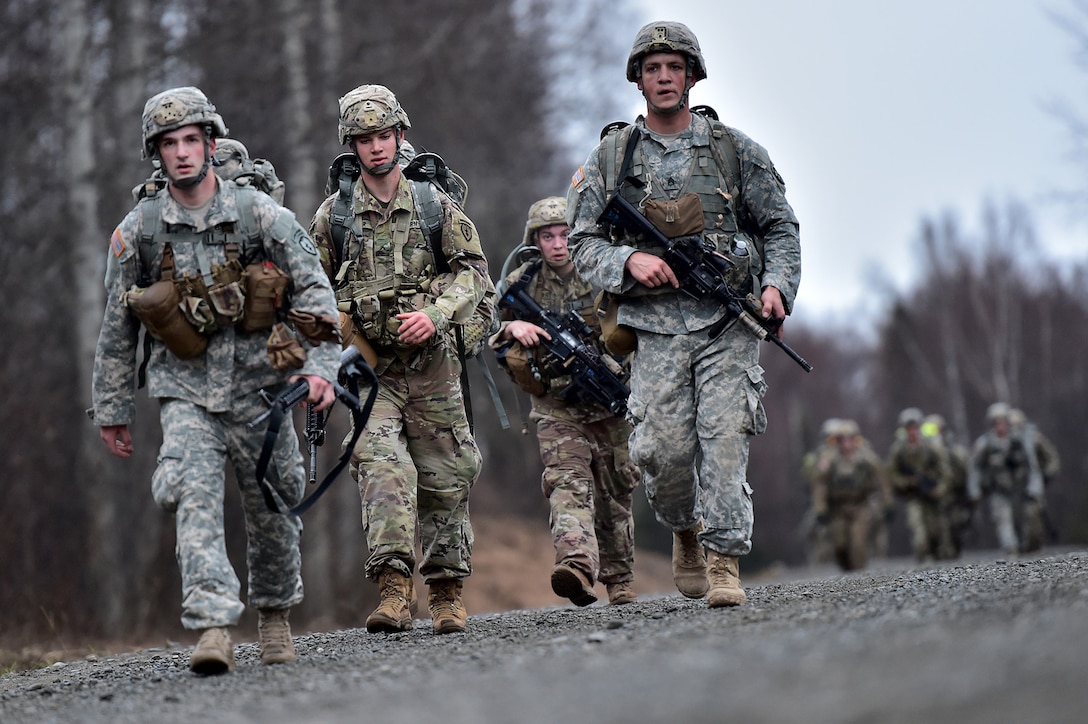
600, 117, 764, 283
136, 183, 264, 333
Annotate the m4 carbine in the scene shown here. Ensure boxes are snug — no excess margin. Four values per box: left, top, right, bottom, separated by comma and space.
499, 278, 630, 417
599, 192, 812, 372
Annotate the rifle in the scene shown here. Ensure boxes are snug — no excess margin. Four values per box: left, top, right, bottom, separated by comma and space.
248, 345, 379, 515
599, 192, 812, 372
499, 273, 630, 417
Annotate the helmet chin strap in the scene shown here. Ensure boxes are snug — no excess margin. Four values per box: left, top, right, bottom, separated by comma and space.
644, 77, 692, 116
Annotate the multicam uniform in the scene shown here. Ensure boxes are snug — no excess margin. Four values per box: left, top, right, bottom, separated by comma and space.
92, 179, 341, 630
812, 440, 890, 571
887, 433, 950, 561
310, 170, 492, 584
495, 259, 640, 592
567, 112, 801, 558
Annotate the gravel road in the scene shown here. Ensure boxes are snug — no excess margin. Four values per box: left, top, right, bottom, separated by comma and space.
3, 549, 1085, 724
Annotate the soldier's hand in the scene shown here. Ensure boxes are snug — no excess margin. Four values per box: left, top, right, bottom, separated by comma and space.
626, 251, 679, 289
507, 320, 550, 348
100, 424, 133, 458
760, 286, 786, 337
395, 311, 437, 345
291, 374, 335, 412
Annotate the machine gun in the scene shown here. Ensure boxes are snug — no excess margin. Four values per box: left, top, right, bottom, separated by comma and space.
599, 192, 812, 372
499, 272, 630, 417
248, 345, 379, 515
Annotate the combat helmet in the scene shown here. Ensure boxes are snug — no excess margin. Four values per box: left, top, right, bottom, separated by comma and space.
337, 84, 411, 145
897, 407, 924, 428
141, 86, 228, 160
626, 21, 708, 83
522, 196, 567, 246
985, 402, 1011, 423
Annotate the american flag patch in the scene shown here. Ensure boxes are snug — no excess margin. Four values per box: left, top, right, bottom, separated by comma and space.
109, 228, 126, 257
571, 165, 584, 188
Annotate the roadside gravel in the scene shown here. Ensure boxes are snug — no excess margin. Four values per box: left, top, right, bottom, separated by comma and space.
3, 549, 1086, 723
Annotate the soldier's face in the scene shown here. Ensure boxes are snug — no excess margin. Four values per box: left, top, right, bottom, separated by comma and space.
536, 224, 571, 265
352, 128, 400, 175
157, 125, 210, 183
637, 52, 693, 108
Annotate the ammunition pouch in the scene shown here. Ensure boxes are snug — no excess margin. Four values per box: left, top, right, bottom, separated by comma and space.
642, 192, 705, 238
242, 261, 289, 332
337, 273, 433, 350
123, 281, 208, 360
594, 290, 637, 356
175, 259, 246, 333
266, 321, 307, 371
288, 308, 341, 347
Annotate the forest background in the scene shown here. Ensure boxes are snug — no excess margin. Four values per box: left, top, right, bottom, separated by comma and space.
2, 0, 1087, 658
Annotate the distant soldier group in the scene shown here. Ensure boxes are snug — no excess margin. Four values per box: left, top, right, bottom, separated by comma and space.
801, 403, 1058, 570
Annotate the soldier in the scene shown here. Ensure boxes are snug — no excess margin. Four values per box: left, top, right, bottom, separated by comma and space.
92, 87, 342, 674
799, 418, 842, 566
1008, 408, 1058, 553
922, 413, 972, 558
567, 21, 801, 607
886, 408, 950, 562
489, 196, 640, 606
309, 85, 494, 634
968, 403, 1043, 556
811, 420, 892, 571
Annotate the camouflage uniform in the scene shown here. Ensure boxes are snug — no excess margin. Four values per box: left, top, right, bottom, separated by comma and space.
968, 405, 1044, 555
93, 167, 340, 631
886, 412, 950, 562
494, 257, 639, 590
812, 427, 891, 571
310, 160, 491, 585
567, 110, 800, 558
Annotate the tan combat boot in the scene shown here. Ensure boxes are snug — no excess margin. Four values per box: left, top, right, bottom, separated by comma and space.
366, 568, 413, 633
605, 581, 637, 605
672, 525, 709, 598
428, 579, 467, 634
706, 550, 747, 607
189, 626, 235, 675
258, 607, 296, 665
550, 563, 598, 607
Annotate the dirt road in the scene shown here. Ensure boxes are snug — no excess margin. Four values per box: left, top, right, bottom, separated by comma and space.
2, 549, 1085, 723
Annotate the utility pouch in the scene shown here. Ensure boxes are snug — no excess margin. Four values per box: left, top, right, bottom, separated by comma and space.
208, 280, 245, 327
493, 337, 548, 397
338, 311, 379, 367
123, 281, 208, 359
594, 290, 637, 356
288, 308, 341, 346
242, 261, 289, 332
266, 321, 306, 371
642, 192, 705, 238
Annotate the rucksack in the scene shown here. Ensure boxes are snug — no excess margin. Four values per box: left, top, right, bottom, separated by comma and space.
131, 154, 286, 205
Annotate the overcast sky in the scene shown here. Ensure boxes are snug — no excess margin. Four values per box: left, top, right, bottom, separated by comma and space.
630, 0, 1086, 330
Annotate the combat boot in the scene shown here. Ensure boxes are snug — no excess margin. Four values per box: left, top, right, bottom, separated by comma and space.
672, 524, 709, 598
428, 579, 468, 634
605, 581, 637, 605
550, 563, 598, 607
189, 626, 235, 675
706, 550, 747, 607
366, 568, 413, 633
257, 607, 296, 665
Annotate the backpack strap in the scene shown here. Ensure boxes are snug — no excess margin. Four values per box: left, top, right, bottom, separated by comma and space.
407, 178, 449, 273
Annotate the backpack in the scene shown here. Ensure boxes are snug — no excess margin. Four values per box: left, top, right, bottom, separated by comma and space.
131, 154, 286, 205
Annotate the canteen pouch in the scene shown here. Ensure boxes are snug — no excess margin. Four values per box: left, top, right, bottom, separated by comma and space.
594, 290, 637, 356
642, 192, 705, 238
493, 337, 548, 397
241, 261, 289, 332
123, 281, 208, 359
266, 321, 306, 371
338, 311, 379, 368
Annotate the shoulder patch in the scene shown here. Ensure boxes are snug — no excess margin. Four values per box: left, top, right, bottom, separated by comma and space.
571, 165, 585, 188
294, 227, 318, 256
459, 220, 474, 242
109, 227, 126, 257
